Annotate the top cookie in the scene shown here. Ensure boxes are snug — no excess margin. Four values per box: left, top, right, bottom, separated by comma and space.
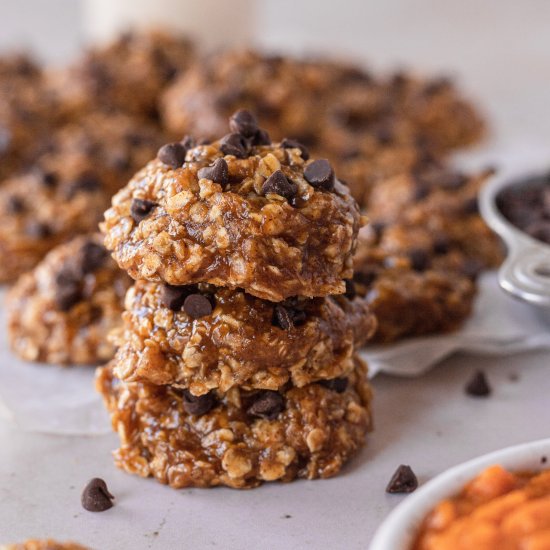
102, 111, 363, 301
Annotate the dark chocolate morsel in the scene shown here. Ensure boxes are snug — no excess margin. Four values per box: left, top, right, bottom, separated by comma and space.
273, 304, 293, 330
81, 478, 115, 512
386, 465, 419, 494
251, 128, 271, 146
262, 170, 297, 200
160, 284, 194, 311
6, 195, 25, 214
465, 370, 491, 397
66, 172, 101, 197
197, 158, 229, 185
280, 138, 310, 160
181, 390, 216, 416
304, 159, 335, 191
432, 235, 450, 255
344, 279, 356, 300
157, 142, 187, 168
79, 241, 108, 274
183, 294, 214, 319
229, 110, 259, 138
220, 133, 249, 158
247, 391, 284, 420
130, 198, 157, 223
319, 377, 348, 393
408, 248, 430, 272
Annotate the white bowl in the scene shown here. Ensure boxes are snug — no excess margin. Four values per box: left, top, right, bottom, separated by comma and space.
369, 438, 550, 550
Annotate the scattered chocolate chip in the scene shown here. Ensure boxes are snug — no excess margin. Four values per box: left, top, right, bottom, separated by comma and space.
197, 158, 229, 184
319, 377, 348, 393
81, 478, 114, 512
408, 248, 430, 271
247, 391, 284, 420
465, 370, 491, 397
304, 159, 335, 191
25, 221, 51, 239
181, 390, 217, 416
262, 170, 297, 200
386, 465, 419, 494
160, 284, 193, 311
280, 138, 310, 161
130, 198, 157, 223
183, 294, 213, 319
6, 195, 25, 214
79, 241, 108, 274
229, 110, 259, 138
542, 456, 548, 464
344, 279, 356, 300
157, 142, 187, 168
220, 133, 249, 158
66, 172, 101, 197
54, 269, 82, 311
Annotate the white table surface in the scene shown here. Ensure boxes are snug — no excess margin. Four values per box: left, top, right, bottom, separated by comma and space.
0, 346, 548, 549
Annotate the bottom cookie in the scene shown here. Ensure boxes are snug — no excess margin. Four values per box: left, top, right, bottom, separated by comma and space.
97, 356, 372, 489
1, 542, 88, 550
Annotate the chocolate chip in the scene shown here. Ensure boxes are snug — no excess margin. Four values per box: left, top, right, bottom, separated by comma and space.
66, 173, 101, 197
319, 377, 348, 393
197, 158, 229, 184
54, 268, 82, 311
180, 135, 195, 150
183, 294, 213, 319
413, 184, 431, 202
181, 390, 216, 416
433, 235, 450, 255
408, 249, 430, 271
354, 269, 378, 287
386, 465, 418, 494
465, 370, 491, 397
81, 478, 114, 512
280, 138, 310, 161
229, 110, 259, 138
160, 284, 194, 311
262, 170, 297, 200
424, 77, 452, 96
130, 198, 157, 223
79, 241, 108, 274
272, 303, 306, 329
251, 128, 272, 146
25, 221, 51, 239
304, 159, 335, 191
220, 133, 249, 158
6, 195, 25, 214
36, 170, 58, 188
157, 142, 187, 168
344, 279, 356, 300
247, 391, 284, 420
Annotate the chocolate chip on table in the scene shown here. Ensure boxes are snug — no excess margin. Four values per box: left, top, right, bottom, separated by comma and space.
229, 109, 259, 138
183, 294, 213, 319
130, 198, 157, 223
386, 465, 419, 494
408, 248, 430, 271
220, 133, 249, 158
262, 170, 297, 200
79, 241, 108, 274
319, 377, 348, 393
465, 370, 491, 397
304, 159, 335, 191
181, 389, 216, 416
247, 391, 285, 420
280, 138, 310, 161
197, 158, 229, 185
157, 142, 187, 168
344, 279, 356, 300
160, 284, 193, 311
81, 478, 114, 512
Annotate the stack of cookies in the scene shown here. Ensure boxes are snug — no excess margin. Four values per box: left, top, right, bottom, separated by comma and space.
97, 111, 376, 488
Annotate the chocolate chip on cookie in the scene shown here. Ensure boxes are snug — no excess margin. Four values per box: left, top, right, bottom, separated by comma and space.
251, 128, 271, 146
54, 269, 83, 311
25, 221, 52, 239
81, 478, 115, 512
183, 293, 213, 319
262, 170, 297, 200
181, 389, 217, 416
320, 377, 348, 393
36, 169, 58, 188
280, 138, 310, 161
386, 465, 419, 494
6, 195, 25, 214
130, 198, 157, 223
409, 248, 430, 272
229, 109, 259, 138
160, 284, 192, 311
197, 158, 229, 184
66, 172, 102, 197
79, 241, 108, 274
157, 142, 187, 168
220, 133, 249, 158
272, 302, 306, 330
247, 391, 284, 420
304, 159, 335, 191
344, 279, 356, 300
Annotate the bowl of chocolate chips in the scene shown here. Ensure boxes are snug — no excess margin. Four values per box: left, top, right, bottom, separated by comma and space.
480, 161, 550, 312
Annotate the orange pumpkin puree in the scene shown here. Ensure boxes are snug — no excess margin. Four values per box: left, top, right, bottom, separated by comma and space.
413, 464, 550, 550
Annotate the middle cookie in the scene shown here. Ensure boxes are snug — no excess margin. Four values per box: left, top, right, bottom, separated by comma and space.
112, 280, 376, 394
